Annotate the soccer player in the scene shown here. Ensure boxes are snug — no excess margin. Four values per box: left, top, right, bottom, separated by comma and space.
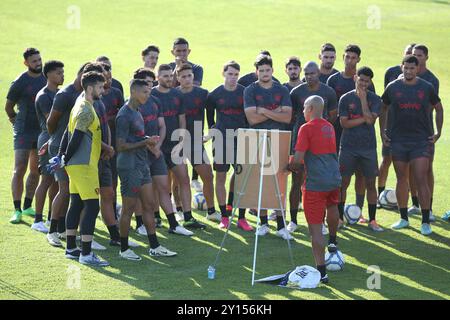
169, 37, 203, 87
244, 54, 292, 239
338, 67, 383, 232
32, 60, 64, 233
238, 51, 280, 87
46, 63, 86, 246
142, 45, 160, 71
116, 79, 177, 260
152, 64, 206, 229
133, 67, 193, 236
6, 48, 46, 224
378, 43, 415, 210
52, 71, 109, 266
283, 56, 303, 92
318, 43, 339, 83
206, 61, 253, 231
96, 56, 124, 96
380, 55, 443, 236
327, 44, 375, 225
289, 95, 341, 284
288, 61, 337, 233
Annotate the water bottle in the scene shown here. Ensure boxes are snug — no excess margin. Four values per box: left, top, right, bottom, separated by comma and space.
208, 265, 215, 279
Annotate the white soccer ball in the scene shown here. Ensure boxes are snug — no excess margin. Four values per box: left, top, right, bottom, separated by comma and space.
379, 189, 397, 209
344, 204, 361, 224
192, 192, 207, 211
325, 250, 345, 271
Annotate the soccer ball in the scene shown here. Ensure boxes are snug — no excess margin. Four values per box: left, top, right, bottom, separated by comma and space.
192, 192, 207, 211
344, 204, 361, 224
325, 250, 345, 271
379, 189, 397, 210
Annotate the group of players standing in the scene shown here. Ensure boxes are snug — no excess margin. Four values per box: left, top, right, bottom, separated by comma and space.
5, 38, 443, 281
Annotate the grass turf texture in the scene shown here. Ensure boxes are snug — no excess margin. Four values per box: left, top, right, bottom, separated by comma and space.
0, 0, 449, 300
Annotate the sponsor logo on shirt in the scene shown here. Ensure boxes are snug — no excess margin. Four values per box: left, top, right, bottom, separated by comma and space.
399, 103, 421, 110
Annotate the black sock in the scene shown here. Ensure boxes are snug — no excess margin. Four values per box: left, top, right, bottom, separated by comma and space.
421, 209, 430, 224
120, 237, 129, 252
276, 215, 285, 231
207, 207, 216, 215
192, 169, 199, 180
176, 206, 183, 213
136, 215, 143, 229
227, 192, 234, 206
356, 194, 365, 209
67, 235, 77, 250
13, 200, 21, 212
154, 211, 161, 219
50, 219, 59, 233
34, 214, 43, 223
338, 202, 344, 220
148, 233, 159, 249
219, 205, 229, 218
430, 197, 433, 211
368, 204, 377, 222
412, 196, 419, 208
23, 197, 33, 210
399, 207, 408, 221
261, 215, 268, 225
167, 213, 178, 229
81, 241, 92, 256
290, 209, 298, 225
329, 235, 337, 245
107, 225, 120, 241
378, 186, 385, 196
57, 218, 66, 234
317, 265, 327, 278
183, 211, 193, 221
47, 209, 51, 221
238, 209, 246, 219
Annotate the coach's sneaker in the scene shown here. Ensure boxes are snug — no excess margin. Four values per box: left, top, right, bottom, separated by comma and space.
47, 232, 63, 247
22, 207, 36, 217
169, 225, 194, 236
136, 225, 148, 236
79, 252, 109, 267
391, 219, 409, 230
287, 221, 298, 233
65, 247, 81, 260
322, 224, 329, 235
408, 205, 420, 216
256, 224, 270, 236
206, 211, 221, 222
219, 217, 230, 229
420, 223, 432, 236
31, 221, 49, 233
237, 218, 253, 231
9, 210, 22, 224
442, 211, 450, 221
191, 179, 203, 193
183, 218, 206, 230
369, 220, 384, 232
149, 245, 177, 257
276, 227, 294, 240
120, 249, 142, 261
429, 211, 436, 223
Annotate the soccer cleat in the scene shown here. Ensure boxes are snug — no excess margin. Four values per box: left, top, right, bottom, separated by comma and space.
119, 249, 142, 261
322, 224, 329, 235
429, 211, 436, 223
47, 232, 63, 247
57, 231, 66, 240
91, 239, 106, 251
276, 227, 294, 240
391, 219, 409, 230
219, 217, 230, 229
149, 245, 177, 257
237, 218, 253, 231
368, 220, 384, 232
442, 211, 450, 221
358, 216, 369, 224
22, 207, 36, 217
320, 274, 329, 284
155, 217, 162, 228
169, 225, 194, 236
31, 221, 49, 233
287, 221, 298, 233
65, 248, 81, 260
183, 218, 206, 230
9, 210, 22, 224
420, 223, 432, 236
256, 224, 270, 236
190, 180, 203, 193
327, 243, 338, 253
408, 205, 420, 216
136, 225, 148, 236
79, 253, 109, 267
206, 211, 221, 222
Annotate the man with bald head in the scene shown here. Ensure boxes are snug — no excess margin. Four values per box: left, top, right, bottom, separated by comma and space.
287, 61, 337, 233
289, 95, 341, 284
